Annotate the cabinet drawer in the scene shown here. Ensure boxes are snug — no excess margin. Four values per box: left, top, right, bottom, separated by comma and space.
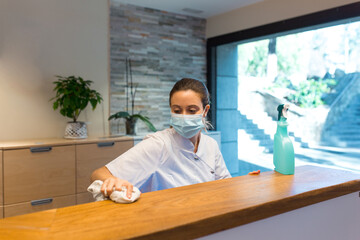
4, 145, 76, 204
4, 195, 76, 218
76, 192, 96, 205
0, 150, 3, 205
76, 140, 133, 193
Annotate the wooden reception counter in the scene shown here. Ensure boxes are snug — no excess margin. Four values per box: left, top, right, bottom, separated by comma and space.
0, 165, 359, 240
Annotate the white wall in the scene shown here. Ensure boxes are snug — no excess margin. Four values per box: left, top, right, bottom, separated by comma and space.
1, 0, 357, 141
206, 0, 360, 38
0, 0, 109, 141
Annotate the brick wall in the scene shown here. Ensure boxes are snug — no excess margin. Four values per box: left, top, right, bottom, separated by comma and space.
109, 2, 206, 135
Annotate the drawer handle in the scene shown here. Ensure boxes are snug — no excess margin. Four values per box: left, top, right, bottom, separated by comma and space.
98, 142, 115, 147
30, 147, 52, 153
31, 198, 53, 206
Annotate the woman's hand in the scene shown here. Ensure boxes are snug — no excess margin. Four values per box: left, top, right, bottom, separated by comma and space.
101, 176, 134, 199
91, 166, 134, 199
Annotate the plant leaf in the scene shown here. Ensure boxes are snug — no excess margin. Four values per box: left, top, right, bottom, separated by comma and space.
131, 114, 157, 132
90, 99, 97, 110
53, 101, 59, 110
108, 111, 130, 120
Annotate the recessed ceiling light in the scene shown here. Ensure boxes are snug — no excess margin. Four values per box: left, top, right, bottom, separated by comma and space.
182, 8, 203, 14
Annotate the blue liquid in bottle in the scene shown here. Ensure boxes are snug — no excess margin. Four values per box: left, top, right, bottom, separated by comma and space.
273, 105, 295, 175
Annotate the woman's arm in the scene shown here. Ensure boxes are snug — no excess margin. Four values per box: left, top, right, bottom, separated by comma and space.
92, 133, 165, 196
91, 166, 113, 182
91, 166, 133, 198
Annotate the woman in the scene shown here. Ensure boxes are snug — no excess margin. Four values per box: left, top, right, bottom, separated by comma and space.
91, 78, 231, 199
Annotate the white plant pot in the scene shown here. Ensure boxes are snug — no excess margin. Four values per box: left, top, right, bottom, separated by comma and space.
64, 121, 87, 139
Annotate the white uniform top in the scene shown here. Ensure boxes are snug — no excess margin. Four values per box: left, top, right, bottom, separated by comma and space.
106, 128, 231, 193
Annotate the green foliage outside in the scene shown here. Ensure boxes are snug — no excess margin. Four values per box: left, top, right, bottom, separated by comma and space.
238, 27, 350, 108
286, 79, 333, 108
246, 44, 267, 77
276, 48, 301, 78
239, 34, 305, 78
238, 40, 268, 77
271, 75, 291, 89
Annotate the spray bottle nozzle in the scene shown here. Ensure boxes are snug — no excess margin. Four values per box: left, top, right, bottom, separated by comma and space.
277, 104, 289, 120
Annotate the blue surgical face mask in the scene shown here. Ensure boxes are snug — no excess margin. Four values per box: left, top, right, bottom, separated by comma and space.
170, 112, 205, 138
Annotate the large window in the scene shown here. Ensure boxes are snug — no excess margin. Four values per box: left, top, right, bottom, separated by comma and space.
207, 3, 360, 176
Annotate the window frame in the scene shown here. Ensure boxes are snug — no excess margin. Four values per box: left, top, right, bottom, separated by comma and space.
206, 2, 360, 129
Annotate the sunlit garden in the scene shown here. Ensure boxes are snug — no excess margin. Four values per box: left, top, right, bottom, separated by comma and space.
235, 20, 360, 174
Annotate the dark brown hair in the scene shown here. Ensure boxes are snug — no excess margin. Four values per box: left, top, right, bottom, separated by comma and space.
169, 78, 210, 108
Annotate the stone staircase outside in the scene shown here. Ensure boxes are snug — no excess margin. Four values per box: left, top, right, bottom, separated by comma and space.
234, 73, 360, 176
235, 104, 360, 176
237, 109, 309, 156
237, 111, 274, 154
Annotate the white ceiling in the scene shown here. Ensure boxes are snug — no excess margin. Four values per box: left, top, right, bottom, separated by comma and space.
112, 0, 264, 18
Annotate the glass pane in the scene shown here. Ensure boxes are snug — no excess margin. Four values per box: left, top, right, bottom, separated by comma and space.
234, 20, 360, 174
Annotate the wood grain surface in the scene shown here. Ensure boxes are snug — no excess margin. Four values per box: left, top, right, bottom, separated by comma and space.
0, 165, 359, 240
0, 136, 133, 150
4, 195, 76, 218
3, 146, 76, 204
0, 150, 3, 206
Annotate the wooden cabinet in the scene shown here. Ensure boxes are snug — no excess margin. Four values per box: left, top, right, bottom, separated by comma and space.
76, 140, 133, 197
0, 137, 134, 218
4, 145, 75, 204
0, 150, 3, 204
76, 192, 95, 205
0, 150, 3, 218
76, 139, 134, 205
4, 195, 76, 218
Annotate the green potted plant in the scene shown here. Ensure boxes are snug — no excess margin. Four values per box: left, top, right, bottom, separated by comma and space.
50, 75, 103, 139
108, 111, 156, 135
108, 58, 156, 135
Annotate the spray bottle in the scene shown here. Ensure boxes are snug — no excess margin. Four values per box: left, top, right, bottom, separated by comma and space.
273, 104, 295, 175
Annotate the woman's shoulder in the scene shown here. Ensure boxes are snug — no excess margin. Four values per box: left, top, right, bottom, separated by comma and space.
200, 132, 221, 150
201, 132, 218, 143
139, 129, 173, 161
143, 128, 174, 142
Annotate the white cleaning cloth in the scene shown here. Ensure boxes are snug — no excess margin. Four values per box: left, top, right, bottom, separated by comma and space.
87, 180, 141, 203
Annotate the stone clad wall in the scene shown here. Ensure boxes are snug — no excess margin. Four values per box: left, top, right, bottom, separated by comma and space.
109, 2, 206, 135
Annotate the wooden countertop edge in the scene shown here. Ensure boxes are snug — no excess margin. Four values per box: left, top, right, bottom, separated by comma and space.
0, 136, 134, 150
131, 179, 360, 240
0, 167, 359, 239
